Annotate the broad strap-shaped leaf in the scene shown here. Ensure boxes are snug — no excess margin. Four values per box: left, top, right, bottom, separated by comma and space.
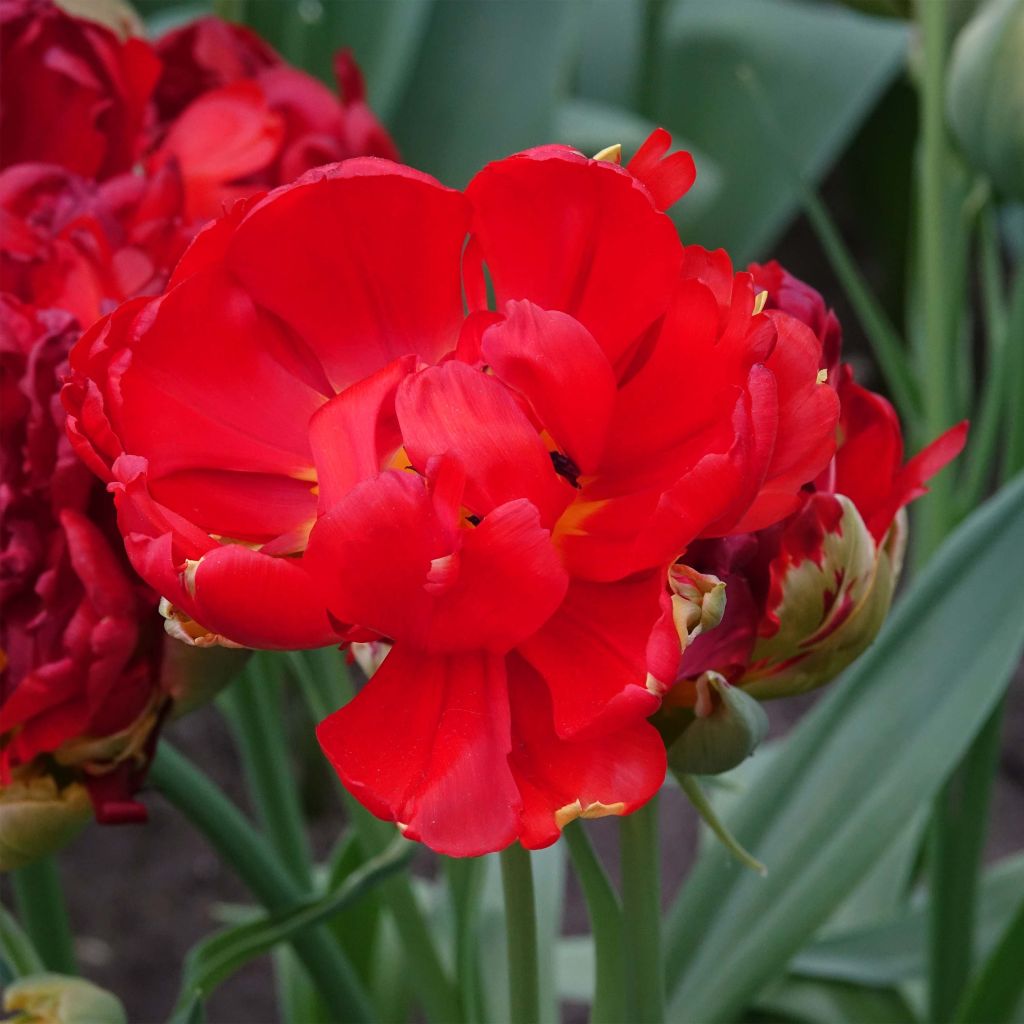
652, 0, 908, 262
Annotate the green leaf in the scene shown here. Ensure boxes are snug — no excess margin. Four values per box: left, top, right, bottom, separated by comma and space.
676, 774, 767, 877
753, 974, 917, 1024
389, 0, 580, 187
792, 852, 1024, 988
652, 0, 908, 260
0, 904, 44, 980
664, 473, 1024, 1022
169, 836, 414, 1023
954, 891, 1024, 1024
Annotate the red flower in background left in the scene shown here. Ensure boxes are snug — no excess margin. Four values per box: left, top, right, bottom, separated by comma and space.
0, 0, 395, 867
0, 0, 159, 180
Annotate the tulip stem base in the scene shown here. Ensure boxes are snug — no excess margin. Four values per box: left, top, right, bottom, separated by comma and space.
10, 856, 76, 976
500, 843, 540, 1024
620, 796, 665, 1023
564, 823, 627, 1024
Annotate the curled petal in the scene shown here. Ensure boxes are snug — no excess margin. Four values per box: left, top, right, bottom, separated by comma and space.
318, 646, 521, 857
508, 656, 665, 850
467, 147, 682, 370
481, 300, 617, 474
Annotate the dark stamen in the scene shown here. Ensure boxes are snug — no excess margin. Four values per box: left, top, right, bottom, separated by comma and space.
550, 451, 581, 489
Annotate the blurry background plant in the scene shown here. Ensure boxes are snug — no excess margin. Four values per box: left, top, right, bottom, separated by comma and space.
2, 0, 1023, 1022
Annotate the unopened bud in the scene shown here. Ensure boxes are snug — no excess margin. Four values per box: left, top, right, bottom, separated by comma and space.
4, 973, 127, 1024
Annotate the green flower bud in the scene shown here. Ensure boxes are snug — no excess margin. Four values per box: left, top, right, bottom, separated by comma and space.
0, 777, 91, 873
4, 973, 126, 1024
666, 672, 769, 777
948, 0, 1024, 200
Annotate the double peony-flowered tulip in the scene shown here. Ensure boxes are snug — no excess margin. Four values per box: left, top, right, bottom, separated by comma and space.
65, 131, 857, 855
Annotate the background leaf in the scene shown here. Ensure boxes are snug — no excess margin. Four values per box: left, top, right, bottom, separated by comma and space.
651, 0, 908, 261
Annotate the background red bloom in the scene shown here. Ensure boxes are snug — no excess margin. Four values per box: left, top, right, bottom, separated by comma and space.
0, 0, 159, 180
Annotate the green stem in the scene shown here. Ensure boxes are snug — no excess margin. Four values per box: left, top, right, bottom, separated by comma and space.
1000, 272, 1024, 482
928, 703, 1005, 1022
801, 186, 921, 420
219, 655, 318, 1021
954, 890, 1024, 1024
733, 63, 920, 419
620, 797, 665, 1024
149, 743, 374, 1022
292, 648, 465, 1024
10, 857, 76, 975
445, 856, 485, 1024
564, 823, 627, 1024
500, 843, 540, 1024
915, 0, 957, 561
960, 204, 1010, 512
220, 656, 311, 886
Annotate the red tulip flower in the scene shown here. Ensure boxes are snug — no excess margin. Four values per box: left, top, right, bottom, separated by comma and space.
66, 134, 840, 855
0, 296, 167, 854
0, 0, 160, 180
671, 262, 967, 705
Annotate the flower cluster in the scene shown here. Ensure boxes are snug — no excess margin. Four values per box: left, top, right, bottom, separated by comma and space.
61, 126, 959, 859
0, 0, 394, 868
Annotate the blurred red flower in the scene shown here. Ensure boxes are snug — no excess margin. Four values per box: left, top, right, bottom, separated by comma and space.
0, 0, 160, 180
0, 296, 166, 829
65, 136, 841, 855
0, 162, 190, 330
149, 17, 398, 220
670, 262, 967, 705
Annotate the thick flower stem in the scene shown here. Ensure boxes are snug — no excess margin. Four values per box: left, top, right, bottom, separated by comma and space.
499, 843, 541, 1024
620, 797, 665, 1024
10, 856, 76, 975
149, 743, 374, 1023
915, 0, 957, 561
220, 657, 312, 886
219, 656, 317, 1021
564, 823, 627, 1024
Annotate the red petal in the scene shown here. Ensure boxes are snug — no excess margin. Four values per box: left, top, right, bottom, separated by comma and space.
227, 160, 470, 391
625, 128, 697, 211
308, 355, 416, 510
147, 469, 316, 545
189, 543, 336, 649
836, 369, 967, 541
317, 645, 521, 856
481, 301, 617, 473
307, 468, 568, 652
153, 80, 284, 221
731, 311, 840, 532
305, 469, 445, 644
517, 574, 663, 740
396, 361, 570, 526
467, 149, 681, 370
115, 268, 323, 483
508, 655, 665, 849
424, 498, 568, 653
